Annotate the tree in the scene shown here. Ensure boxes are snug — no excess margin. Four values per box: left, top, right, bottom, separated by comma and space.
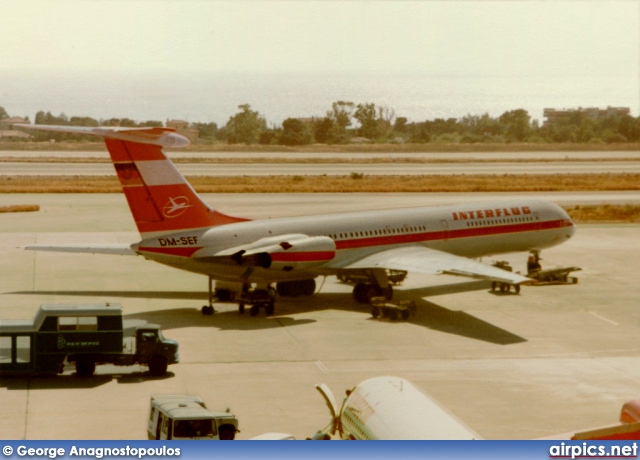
394, 117, 408, 133
0, 105, 9, 120
354, 102, 378, 139
326, 101, 354, 143
139, 120, 164, 128
35, 111, 69, 125
191, 122, 219, 141
225, 104, 266, 144
279, 118, 312, 146
313, 117, 334, 144
69, 116, 99, 127
499, 109, 531, 142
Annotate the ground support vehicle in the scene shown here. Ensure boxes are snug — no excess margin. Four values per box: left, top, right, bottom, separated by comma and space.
0, 303, 179, 377
148, 395, 239, 440
236, 287, 276, 317
337, 269, 407, 286
528, 266, 581, 285
369, 297, 416, 321
490, 261, 522, 294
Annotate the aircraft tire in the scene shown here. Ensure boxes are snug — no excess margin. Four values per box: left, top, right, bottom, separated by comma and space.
201, 305, 214, 315
365, 284, 383, 303
353, 283, 369, 303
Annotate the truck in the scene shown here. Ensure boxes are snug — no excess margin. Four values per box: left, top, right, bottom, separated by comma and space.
0, 303, 179, 377
147, 395, 239, 440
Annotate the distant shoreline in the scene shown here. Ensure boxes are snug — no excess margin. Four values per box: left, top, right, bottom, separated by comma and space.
2, 141, 640, 153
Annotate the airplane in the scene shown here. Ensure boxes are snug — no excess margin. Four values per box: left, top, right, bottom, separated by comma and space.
314, 376, 480, 439
314, 376, 640, 440
17, 124, 575, 316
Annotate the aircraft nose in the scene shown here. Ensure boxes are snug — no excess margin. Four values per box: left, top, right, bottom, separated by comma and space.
563, 211, 576, 239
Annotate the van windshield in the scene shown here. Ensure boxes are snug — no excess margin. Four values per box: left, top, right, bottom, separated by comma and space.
173, 419, 215, 438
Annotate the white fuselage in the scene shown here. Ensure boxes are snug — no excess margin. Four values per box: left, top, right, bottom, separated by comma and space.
337, 376, 479, 440
134, 198, 574, 283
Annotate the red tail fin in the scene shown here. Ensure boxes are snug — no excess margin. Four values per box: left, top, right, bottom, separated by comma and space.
105, 138, 248, 238
15, 124, 249, 238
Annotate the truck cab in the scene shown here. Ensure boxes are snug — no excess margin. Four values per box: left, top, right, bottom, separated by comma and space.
148, 395, 239, 440
128, 325, 179, 376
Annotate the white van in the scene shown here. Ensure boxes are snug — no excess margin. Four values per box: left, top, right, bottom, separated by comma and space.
147, 395, 238, 440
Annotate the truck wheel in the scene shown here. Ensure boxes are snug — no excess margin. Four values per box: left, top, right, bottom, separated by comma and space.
371, 306, 380, 318
218, 425, 236, 440
265, 302, 275, 316
249, 305, 260, 317
76, 359, 95, 378
389, 309, 398, 321
401, 309, 410, 321
149, 356, 168, 376
238, 303, 245, 314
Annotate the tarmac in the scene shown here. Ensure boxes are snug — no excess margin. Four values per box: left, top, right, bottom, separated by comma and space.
1, 192, 640, 440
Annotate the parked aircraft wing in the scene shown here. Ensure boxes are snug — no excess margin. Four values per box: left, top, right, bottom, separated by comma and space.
24, 244, 136, 256
332, 245, 533, 285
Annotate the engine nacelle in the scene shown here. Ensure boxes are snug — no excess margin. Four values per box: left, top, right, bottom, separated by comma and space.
234, 235, 336, 271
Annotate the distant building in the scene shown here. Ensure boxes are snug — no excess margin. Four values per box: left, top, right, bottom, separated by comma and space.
166, 119, 199, 144
0, 117, 32, 139
543, 107, 631, 127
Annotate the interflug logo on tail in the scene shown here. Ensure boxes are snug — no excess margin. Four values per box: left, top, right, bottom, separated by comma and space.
163, 196, 193, 218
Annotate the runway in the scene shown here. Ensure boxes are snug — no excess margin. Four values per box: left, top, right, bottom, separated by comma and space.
2, 193, 640, 440
3, 161, 640, 176
3, 149, 640, 160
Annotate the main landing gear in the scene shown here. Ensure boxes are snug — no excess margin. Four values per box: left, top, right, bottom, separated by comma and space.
350, 270, 396, 304
236, 284, 276, 317
201, 276, 216, 316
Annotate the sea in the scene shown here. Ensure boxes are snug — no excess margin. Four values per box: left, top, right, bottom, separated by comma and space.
2, 71, 638, 127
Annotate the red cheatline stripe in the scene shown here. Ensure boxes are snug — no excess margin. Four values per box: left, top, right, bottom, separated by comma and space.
271, 251, 335, 262
335, 219, 571, 250
138, 246, 202, 257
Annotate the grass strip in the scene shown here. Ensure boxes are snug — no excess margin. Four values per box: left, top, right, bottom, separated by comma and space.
0, 204, 40, 213
2, 173, 640, 194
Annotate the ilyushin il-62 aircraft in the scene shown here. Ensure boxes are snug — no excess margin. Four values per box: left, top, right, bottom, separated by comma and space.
18, 124, 575, 316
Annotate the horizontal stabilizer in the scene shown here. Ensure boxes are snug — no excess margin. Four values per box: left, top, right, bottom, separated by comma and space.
24, 244, 136, 256
14, 124, 189, 148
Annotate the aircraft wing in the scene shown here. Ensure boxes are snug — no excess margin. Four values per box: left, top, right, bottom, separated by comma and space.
333, 246, 533, 285
24, 244, 136, 256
